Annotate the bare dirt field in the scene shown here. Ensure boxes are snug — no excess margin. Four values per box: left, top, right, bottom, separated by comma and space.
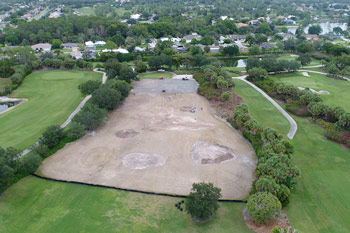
40, 80, 256, 199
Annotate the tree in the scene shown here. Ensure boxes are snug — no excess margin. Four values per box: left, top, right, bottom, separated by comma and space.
51, 39, 62, 49
106, 40, 117, 49
73, 103, 108, 130
134, 60, 147, 73
308, 25, 322, 35
21, 153, 41, 173
185, 182, 222, 221
119, 65, 137, 83
247, 67, 267, 80
247, 192, 282, 224
40, 125, 65, 149
63, 58, 75, 69
112, 80, 131, 99
221, 45, 239, 56
90, 87, 122, 110
0, 59, 15, 78
78, 80, 101, 96
67, 122, 85, 140
297, 54, 311, 66
221, 91, 232, 101
254, 176, 280, 196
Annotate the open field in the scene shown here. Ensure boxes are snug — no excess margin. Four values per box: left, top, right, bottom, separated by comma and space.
271, 72, 350, 110
40, 85, 256, 199
0, 78, 11, 92
0, 176, 252, 233
277, 54, 322, 66
234, 77, 350, 232
233, 79, 290, 136
138, 72, 174, 79
75, 7, 96, 16
0, 70, 101, 150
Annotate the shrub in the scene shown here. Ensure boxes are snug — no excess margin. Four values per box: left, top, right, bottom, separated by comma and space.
73, 103, 108, 130
21, 153, 41, 173
111, 80, 131, 100
221, 91, 232, 101
33, 144, 49, 157
40, 125, 65, 149
90, 87, 122, 110
247, 192, 282, 224
78, 80, 101, 96
254, 176, 280, 196
67, 122, 85, 140
185, 182, 222, 221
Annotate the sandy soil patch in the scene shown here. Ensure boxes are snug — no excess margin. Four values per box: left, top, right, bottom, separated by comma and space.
298, 87, 330, 95
40, 92, 256, 199
122, 153, 167, 170
191, 140, 235, 165
302, 72, 310, 77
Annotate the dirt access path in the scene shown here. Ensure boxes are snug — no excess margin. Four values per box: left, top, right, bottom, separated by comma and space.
40, 91, 256, 200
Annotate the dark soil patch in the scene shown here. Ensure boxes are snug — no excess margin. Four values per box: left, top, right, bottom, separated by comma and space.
115, 129, 139, 138
210, 90, 243, 119
201, 153, 233, 164
245, 209, 291, 233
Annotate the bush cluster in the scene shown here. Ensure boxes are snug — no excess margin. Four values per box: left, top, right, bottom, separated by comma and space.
255, 78, 350, 148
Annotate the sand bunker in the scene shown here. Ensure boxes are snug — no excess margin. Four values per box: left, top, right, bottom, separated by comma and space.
298, 87, 330, 95
302, 72, 310, 77
191, 140, 235, 165
115, 129, 139, 138
122, 153, 167, 169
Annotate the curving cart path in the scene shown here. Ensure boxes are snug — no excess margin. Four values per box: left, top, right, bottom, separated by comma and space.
19, 69, 107, 158
233, 75, 297, 140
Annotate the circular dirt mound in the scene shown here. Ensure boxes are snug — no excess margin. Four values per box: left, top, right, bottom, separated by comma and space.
191, 140, 235, 165
122, 153, 167, 169
115, 129, 139, 138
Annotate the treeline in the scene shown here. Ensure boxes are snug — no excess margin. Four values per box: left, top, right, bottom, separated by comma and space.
253, 77, 350, 148
246, 55, 300, 73
229, 104, 299, 208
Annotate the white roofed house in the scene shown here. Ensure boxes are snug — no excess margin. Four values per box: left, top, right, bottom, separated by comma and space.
159, 37, 169, 42
183, 33, 203, 43
31, 43, 52, 52
94, 41, 106, 47
85, 41, 95, 49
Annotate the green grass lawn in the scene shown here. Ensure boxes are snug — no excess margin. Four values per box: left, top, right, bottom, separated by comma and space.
75, 7, 96, 16
0, 176, 252, 233
233, 80, 290, 136
0, 70, 101, 150
277, 54, 299, 61
270, 72, 350, 110
234, 77, 350, 232
0, 78, 11, 92
139, 72, 173, 79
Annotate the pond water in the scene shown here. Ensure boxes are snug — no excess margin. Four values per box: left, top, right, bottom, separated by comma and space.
304, 22, 348, 35
0, 101, 20, 113
219, 58, 247, 67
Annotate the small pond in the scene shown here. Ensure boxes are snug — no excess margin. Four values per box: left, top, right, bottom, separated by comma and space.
0, 101, 20, 113
219, 58, 247, 67
304, 22, 348, 35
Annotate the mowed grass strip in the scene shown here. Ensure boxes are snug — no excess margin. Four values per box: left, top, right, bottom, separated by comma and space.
233, 79, 290, 136
139, 72, 173, 79
271, 72, 350, 110
0, 176, 252, 233
0, 70, 101, 150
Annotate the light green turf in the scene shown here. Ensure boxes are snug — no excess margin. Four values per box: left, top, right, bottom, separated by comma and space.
0, 70, 101, 150
277, 54, 321, 66
0, 176, 252, 233
233, 79, 290, 136
233, 78, 350, 233
75, 7, 96, 16
139, 72, 173, 79
271, 72, 350, 110
0, 78, 11, 91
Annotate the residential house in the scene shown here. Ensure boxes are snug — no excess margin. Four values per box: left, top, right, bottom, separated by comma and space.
85, 41, 95, 49
278, 33, 297, 41
248, 20, 259, 25
235, 22, 249, 28
94, 41, 106, 47
305, 34, 320, 41
183, 33, 203, 43
62, 43, 78, 49
259, 43, 276, 49
227, 35, 246, 42
159, 37, 169, 42
70, 47, 82, 59
130, 14, 141, 20
31, 43, 52, 52
283, 19, 296, 25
